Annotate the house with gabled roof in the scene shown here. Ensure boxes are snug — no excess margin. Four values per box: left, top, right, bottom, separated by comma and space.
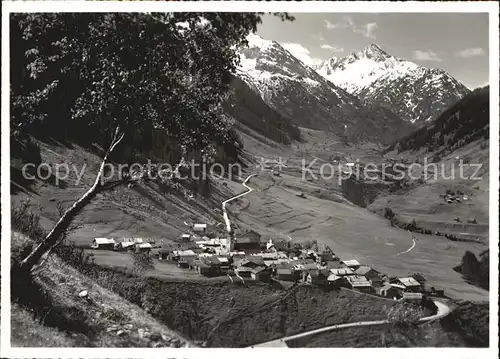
346, 275, 374, 293
330, 267, 354, 276
251, 266, 271, 281
379, 283, 404, 299
354, 266, 384, 288
276, 267, 293, 281
306, 269, 330, 286
342, 259, 361, 270
395, 277, 422, 292
91, 238, 116, 250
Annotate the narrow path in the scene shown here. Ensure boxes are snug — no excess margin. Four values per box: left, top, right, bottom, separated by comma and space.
249, 299, 451, 347
222, 174, 256, 234
393, 232, 417, 256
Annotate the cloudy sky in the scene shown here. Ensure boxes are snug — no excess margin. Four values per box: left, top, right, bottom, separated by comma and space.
256, 13, 489, 89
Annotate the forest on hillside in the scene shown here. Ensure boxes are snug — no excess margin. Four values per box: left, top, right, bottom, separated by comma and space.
388, 86, 489, 153
226, 75, 301, 145
10, 13, 293, 171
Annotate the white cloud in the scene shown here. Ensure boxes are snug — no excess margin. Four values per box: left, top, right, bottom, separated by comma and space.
412, 50, 443, 62
324, 20, 346, 30
456, 47, 485, 58
282, 43, 321, 66
312, 33, 326, 41
320, 44, 344, 53
326, 16, 378, 39
355, 22, 378, 39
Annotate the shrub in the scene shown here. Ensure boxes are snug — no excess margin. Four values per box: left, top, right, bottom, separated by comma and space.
11, 200, 46, 242
384, 207, 395, 220
54, 241, 95, 272
132, 251, 155, 275
405, 219, 417, 231
385, 303, 424, 327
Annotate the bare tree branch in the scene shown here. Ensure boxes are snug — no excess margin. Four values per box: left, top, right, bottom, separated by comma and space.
20, 127, 125, 272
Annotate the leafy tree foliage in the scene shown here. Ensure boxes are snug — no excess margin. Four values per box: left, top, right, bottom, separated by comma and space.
454, 249, 489, 290
132, 251, 155, 275
11, 12, 293, 158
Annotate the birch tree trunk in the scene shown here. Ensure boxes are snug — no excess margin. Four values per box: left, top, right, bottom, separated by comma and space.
20, 128, 125, 272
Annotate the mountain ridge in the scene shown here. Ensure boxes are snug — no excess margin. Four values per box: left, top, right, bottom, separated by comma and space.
234, 34, 415, 145
314, 43, 470, 124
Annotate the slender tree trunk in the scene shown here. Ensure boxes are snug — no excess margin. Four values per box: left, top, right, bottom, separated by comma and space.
20, 128, 125, 272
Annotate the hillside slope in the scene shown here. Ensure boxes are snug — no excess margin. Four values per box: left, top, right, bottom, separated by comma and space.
236, 34, 415, 144
369, 86, 490, 243
225, 74, 301, 145
10, 232, 194, 348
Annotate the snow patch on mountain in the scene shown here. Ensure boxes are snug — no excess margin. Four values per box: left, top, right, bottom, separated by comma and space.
315, 43, 470, 123
232, 34, 415, 143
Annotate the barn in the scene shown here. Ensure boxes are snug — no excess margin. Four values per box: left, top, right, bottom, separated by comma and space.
91, 238, 116, 250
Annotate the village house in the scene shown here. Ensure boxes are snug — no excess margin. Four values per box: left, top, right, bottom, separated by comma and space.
192, 259, 212, 276
233, 237, 261, 254
251, 266, 271, 281
401, 292, 424, 303
294, 262, 319, 282
135, 242, 152, 253
320, 250, 337, 263
342, 259, 361, 270
330, 267, 354, 276
91, 238, 116, 250
379, 283, 405, 299
217, 256, 230, 273
234, 256, 265, 269
394, 277, 422, 292
235, 265, 253, 278
325, 260, 343, 270
206, 256, 222, 274
327, 274, 347, 289
170, 249, 197, 263
114, 240, 135, 251
345, 275, 374, 293
306, 269, 330, 286
181, 234, 191, 241
276, 267, 293, 281
354, 266, 384, 288
410, 273, 427, 287
178, 255, 196, 268
193, 223, 207, 234
229, 252, 246, 263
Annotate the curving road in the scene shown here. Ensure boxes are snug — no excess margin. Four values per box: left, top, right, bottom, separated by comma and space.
222, 174, 256, 234
393, 231, 417, 257
221, 174, 452, 348
249, 300, 451, 347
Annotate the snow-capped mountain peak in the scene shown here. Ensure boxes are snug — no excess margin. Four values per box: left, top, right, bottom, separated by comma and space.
314, 44, 470, 123
232, 34, 415, 143
315, 45, 411, 94
360, 43, 391, 62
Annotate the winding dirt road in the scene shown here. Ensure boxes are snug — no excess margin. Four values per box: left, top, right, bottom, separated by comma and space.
393, 232, 417, 256
220, 174, 453, 348
249, 299, 451, 347
222, 174, 256, 234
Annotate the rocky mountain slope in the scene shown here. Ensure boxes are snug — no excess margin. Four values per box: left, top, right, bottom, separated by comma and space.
225, 74, 301, 145
235, 34, 415, 144
315, 44, 470, 124
388, 85, 489, 154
